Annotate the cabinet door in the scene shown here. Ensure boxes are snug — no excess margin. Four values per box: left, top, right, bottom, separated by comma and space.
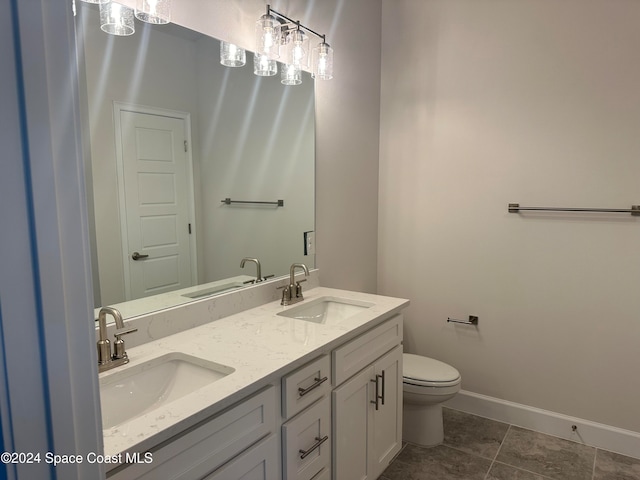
371, 345, 403, 478
332, 365, 375, 480
203, 434, 279, 480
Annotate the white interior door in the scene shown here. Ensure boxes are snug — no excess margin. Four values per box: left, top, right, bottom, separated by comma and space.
116, 106, 195, 300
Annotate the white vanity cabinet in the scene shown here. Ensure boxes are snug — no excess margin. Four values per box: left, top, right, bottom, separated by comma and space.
105, 301, 406, 480
332, 316, 403, 480
106, 386, 278, 480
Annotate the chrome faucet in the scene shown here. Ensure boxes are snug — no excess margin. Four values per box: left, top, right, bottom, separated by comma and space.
97, 307, 137, 373
240, 257, 262, 283
240, 257, 274, 283
279, 263, 310, 306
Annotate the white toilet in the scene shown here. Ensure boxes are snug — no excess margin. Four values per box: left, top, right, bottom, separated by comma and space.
402, 353, 461, 446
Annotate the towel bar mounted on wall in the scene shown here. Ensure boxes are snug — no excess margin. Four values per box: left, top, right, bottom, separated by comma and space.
508, 203, 640, 216
447, 316, 479, 326
221, 198, 284, 207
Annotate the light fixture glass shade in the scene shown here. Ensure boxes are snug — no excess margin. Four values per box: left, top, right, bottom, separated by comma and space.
220, 41, 246, 67
312, 42, 333, 80
135, 0, 171, 24
100, 1, 135, 36
253, 53, 278, 77
255, 14, 281, 58
284, 29, 310, 68
281, 64, 302, 86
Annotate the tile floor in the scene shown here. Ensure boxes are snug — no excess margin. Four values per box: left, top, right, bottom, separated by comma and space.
381, 408, 640, 480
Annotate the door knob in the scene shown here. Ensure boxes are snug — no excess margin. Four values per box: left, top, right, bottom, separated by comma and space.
131, 252, 149, 261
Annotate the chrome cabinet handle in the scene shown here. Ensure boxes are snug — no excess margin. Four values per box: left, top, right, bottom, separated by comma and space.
299, 435, 329, 459
131, 252, 149, 260
370, 372, 385, 410
298, 376, 328, 397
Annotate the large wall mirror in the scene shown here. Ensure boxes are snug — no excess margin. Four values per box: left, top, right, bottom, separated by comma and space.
76, 4, 315, 320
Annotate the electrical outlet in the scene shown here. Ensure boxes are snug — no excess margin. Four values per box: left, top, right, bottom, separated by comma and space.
304, 231, 315, 255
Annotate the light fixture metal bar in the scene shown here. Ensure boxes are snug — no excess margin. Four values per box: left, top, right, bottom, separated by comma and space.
267, 4, 326, 41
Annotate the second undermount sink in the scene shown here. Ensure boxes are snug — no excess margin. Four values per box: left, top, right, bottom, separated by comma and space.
100, 352, 235, 429
277, 296, 375, 324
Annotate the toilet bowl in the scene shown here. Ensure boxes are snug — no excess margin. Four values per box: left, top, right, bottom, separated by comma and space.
402, 353, 461, 446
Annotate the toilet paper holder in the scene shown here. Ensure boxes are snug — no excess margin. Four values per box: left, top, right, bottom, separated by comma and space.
447, 315, 479, 325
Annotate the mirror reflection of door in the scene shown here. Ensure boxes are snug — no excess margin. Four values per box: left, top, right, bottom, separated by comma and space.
115, 103, 197, 300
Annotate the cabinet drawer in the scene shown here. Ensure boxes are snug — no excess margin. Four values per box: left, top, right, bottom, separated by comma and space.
282, 396, 331, 480
203, 434, 279, 480
333, 315, 402, 386
282, 355, 331, 419
107, 386, 276, 480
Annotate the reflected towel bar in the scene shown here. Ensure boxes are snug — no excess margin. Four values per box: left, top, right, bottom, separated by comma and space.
508, 203, 640, 216
221, 198, 284, 207
447, 316, 479, 326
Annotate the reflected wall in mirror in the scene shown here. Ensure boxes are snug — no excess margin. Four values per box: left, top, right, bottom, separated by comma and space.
76, 4, 315, 320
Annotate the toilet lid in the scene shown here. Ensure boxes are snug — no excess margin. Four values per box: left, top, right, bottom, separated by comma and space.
403, 353, 460, 385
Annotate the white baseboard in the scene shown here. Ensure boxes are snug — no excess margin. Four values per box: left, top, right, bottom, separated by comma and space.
445, 390, 640, 460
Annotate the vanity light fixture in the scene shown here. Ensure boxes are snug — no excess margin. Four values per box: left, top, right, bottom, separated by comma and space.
220, 41, 247, 67
284, 26, 310, 68
82, 0, 172, 36
255, 9, 281, 58
281, 63, 302, 86
99, 1, 135, 36
311, 41, 333, 80
254, 5, 334, 83
135, 0, 172, 25
254, 53, 278, 77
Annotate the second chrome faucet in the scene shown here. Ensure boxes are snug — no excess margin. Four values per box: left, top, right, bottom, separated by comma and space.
240, 257, 274, 284
279, 263, 310, 306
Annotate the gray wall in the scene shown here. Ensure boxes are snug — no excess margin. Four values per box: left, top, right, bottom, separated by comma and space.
379, 0, 640, 433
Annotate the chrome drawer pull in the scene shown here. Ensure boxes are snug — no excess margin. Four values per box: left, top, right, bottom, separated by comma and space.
370, 373, 384, 410
298, 376, 328, 397
370, 375, 380, 410
299, 435, 329, 460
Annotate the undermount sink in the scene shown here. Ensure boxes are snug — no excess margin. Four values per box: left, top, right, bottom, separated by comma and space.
277, 296, 374, 324
99, 352, 234, 429
181, 282, 245, 299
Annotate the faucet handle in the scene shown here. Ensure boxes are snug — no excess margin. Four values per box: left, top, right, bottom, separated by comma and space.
278, 284, 292, 305
112, 327, 137, 361
295, 279, 307, 298
114, 326, 137, 337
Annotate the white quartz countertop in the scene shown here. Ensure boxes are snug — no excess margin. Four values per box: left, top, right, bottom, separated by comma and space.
101, 287, 409, 460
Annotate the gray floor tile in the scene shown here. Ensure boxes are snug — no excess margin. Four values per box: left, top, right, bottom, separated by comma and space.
496, 426, 596, 480
382, 443, 492, 480
593, 449, 640, 480
487, 461, 550, 480
443, 407, 510, 459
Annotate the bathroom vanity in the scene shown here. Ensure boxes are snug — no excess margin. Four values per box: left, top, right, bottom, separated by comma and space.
100, 286, 408, 480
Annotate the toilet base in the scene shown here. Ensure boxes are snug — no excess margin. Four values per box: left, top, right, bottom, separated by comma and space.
402, 403, 444, 447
